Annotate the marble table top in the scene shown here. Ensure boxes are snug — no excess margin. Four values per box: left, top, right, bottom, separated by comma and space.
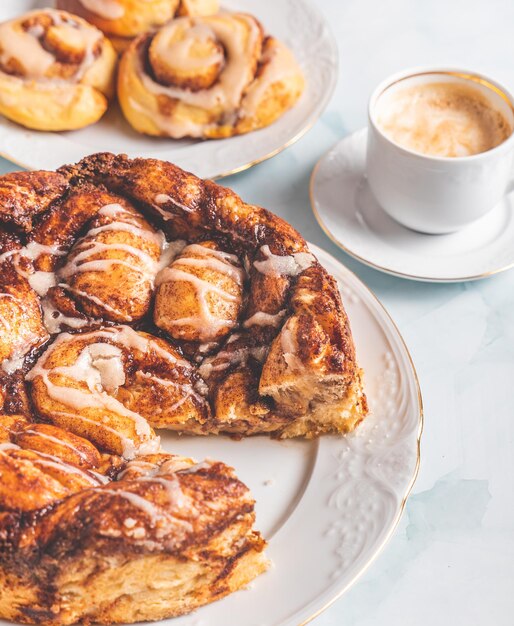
0, 1, 512, 624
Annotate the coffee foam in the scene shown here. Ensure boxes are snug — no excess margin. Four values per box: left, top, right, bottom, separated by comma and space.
376, 81, 513, 157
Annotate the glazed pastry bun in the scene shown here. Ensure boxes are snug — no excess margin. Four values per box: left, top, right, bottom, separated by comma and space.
56, 0, 219, 52
117, 13, 305, 138
0, 9, 116, 131
154, 241, 245, 342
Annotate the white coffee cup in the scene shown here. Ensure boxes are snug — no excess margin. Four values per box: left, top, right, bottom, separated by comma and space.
366, 67, 514, 234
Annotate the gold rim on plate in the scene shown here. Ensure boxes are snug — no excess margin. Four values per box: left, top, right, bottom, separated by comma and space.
301, 248, 424, 625
309, 144, 514, 282
0, 115, 324, 178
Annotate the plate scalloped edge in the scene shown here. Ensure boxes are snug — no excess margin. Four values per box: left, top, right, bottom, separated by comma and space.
156, 242, 423, 626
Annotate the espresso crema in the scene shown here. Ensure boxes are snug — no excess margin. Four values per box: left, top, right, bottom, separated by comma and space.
376, 80, 513, 157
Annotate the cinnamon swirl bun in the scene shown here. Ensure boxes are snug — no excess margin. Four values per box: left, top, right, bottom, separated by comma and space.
117, 13, 305, 138
0, 10, 117, 131
56, 0, 219, 52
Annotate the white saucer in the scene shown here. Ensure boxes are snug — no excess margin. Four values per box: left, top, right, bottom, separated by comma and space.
310, 128, 514, 282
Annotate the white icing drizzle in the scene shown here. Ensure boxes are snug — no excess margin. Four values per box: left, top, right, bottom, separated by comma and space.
244, 309, 286, 328
117, 459, 157, 480
60, 241, 159, 280
0, 249, 17, 264
1, 353, 26, 375
151, 21, 224, 73
41, 298, 89, 335
96, 487, 165, 522
136, 370, 202, 408
254, 245, 315, 277
156, 239, 187, 272
0, 21, 55, 78
239, 38, 301, 119
158, 269, 236, 332
60, 203, 162, 284
198, 345, 268, 379
28, 271, 57, 297
25, 450, 101, 484
4, 241, 65, 298
20, 241, 66, 261
93, 474, 192, 530
138, 15, 261, 121
0, 442, 18, 451
79, 0, 125, 20
137, 475, 186, 509
152, 194, 194, 218
51, 409, 143, 460
154, 193, 193, 212
280, 323, 303, 371
178, 460, 212, 474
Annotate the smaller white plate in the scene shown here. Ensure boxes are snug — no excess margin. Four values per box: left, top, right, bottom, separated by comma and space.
0, 0, 337, 178
310, 128, 514, 282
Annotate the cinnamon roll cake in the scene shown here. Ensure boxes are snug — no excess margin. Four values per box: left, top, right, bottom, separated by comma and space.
0, 152, 367, 443
0, 153, 367, 622
0, 10, 117, 131
117, 12, 305, 138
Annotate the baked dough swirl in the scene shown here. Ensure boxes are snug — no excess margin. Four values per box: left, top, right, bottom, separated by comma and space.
0, 153, 368, 623
0, 415, 267, 624
0, 9, 117, 131
57, 0, 219, 52
118, 13, 305, 138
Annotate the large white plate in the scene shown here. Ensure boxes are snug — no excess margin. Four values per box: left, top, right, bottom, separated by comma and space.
0, 243, 422, 625
0, 0, 337, 177
154, 243, 421, 625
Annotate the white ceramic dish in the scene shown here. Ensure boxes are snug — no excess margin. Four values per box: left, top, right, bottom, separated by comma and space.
311, 129, 514, 282
0, 242, 418, 626
0, 0, 337, 178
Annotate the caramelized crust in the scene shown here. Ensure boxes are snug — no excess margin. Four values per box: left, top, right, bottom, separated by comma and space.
0, 171, 67, 233
0, 260, 49, 373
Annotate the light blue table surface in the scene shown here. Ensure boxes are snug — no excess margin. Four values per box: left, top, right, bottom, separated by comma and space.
1, 1, 513, 624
